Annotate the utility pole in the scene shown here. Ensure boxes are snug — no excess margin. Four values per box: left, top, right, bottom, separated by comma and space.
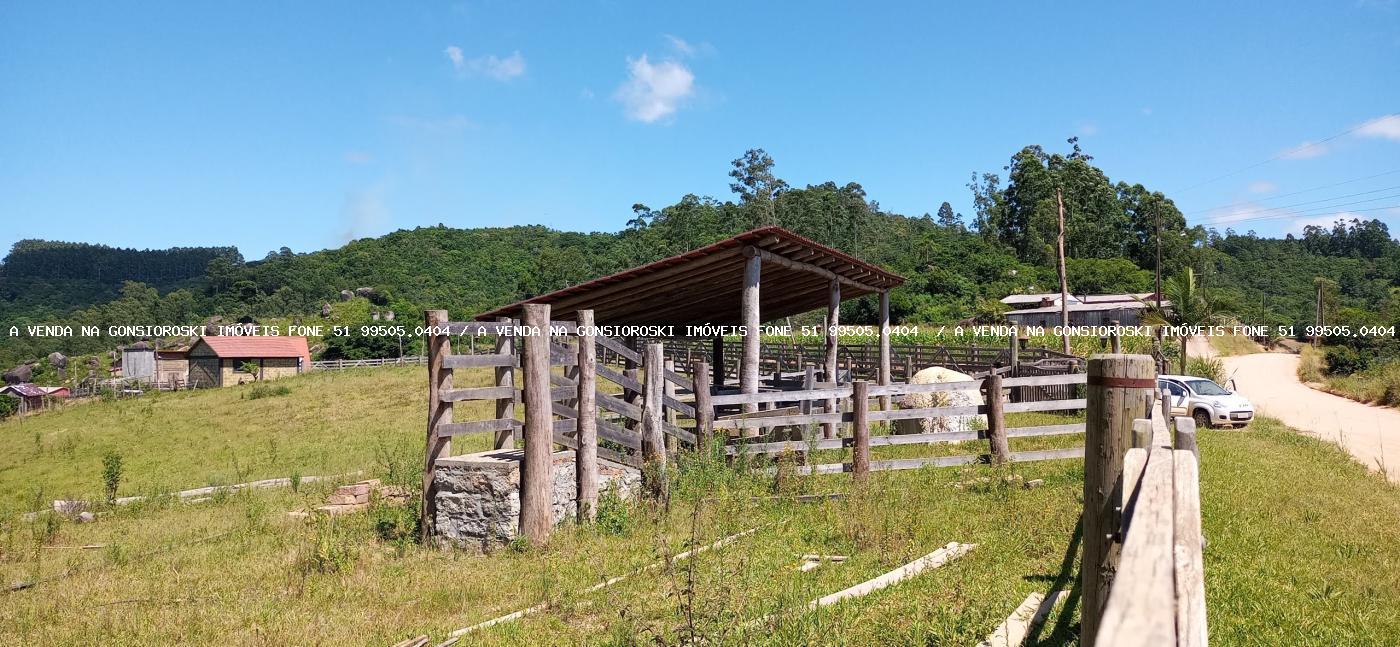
1056, 188, 1071, 355
1154, 203, 1163, 309
1314, 279, 1324, 347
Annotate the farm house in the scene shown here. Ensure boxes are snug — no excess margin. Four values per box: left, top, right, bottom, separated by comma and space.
185, 336, 311, 387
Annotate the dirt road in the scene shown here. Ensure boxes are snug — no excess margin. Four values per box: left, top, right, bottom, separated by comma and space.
1220, 351, 1400, 483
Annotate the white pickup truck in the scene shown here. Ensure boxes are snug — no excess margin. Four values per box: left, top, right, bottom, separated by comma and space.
1158, 374, 1255, 429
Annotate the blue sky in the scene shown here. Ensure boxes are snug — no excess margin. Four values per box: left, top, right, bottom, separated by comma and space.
2, 2, 1398, 259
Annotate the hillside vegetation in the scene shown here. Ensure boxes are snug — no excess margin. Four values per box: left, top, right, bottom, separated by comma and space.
4, 143, 1399, 372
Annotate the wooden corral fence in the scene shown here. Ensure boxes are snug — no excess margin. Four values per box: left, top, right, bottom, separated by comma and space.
711, 371, 1088, 476
311, 355, 428, 370
1081, 354, 1208, 647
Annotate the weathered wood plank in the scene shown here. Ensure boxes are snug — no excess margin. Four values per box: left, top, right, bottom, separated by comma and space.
712, 411, 847, 431
711, 387, 852, 406
1097, 443, 1178, 646
807, 542, 976, 608
1172, 449, 1208, 647
976, 590, 1068, 647
594, 335, 641, 363
1004, 398, 1086, 413
596, 364, 644, 393
442, 354, 516, 369
1005, 423, 1085, 437
519, 303, 554, 546
438, 418, 521, 437
440, 386, 514, 402
597, 391, 642, 422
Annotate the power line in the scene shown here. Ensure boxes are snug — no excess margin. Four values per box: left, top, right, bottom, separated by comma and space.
1192, 184, 1400, 221
1174, 113, 1399, 194
1185, 167, 1400, 214
1199, 203, 1400, 228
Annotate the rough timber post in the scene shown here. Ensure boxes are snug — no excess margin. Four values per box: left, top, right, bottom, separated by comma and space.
1082, 353, 1156, 645
740, 248, 762, 413
823, 278, 841, 439
494, 316, 516, 449
982, 373, 1010, 464
575, 309, 598, 523
692, 358, 713, 450
519, 303, 554, 546
642, 343, 668, 498
421, 309, 453, 542
711, 337, 725, 388
878, 290, 892, 412
664, 357, 678, 453
851, 380, 870, 481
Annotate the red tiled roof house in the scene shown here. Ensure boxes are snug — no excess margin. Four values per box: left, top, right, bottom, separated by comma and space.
186, 336, 311, 387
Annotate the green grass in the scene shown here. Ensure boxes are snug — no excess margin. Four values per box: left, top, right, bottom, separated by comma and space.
1, 368, 1397, 645
0, 366, 500, 508
1208, 334, 1262, 357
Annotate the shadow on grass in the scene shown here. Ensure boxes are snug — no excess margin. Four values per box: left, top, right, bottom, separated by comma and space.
1023, 513, 1082, 646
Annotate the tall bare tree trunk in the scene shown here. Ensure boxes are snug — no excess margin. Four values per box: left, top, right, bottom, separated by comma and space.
1056, 188, 1071, 355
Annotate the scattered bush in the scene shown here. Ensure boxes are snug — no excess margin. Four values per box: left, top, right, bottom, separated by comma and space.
245, 383, 291, 400
1186, 356, 1226, 385
369, 501, 418, 549
0, 394, 18, 420
1298, 345, 1326, 383
298, 514, 358, 575
101, 451, 124, 504
595, 485, 632, 536
1324, 346, 1370, 376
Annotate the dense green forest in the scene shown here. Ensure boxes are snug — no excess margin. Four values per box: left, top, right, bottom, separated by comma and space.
3, 141, 1398, 372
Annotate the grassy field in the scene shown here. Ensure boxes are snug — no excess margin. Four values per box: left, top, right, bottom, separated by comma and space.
2, 369, 1398, 645
1208, 333, 1262, 357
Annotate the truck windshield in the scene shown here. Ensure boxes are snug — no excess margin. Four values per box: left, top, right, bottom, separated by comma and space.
1187, 379, 1230, 396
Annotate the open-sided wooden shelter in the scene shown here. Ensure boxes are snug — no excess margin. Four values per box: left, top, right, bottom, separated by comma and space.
477, 226, 906, 401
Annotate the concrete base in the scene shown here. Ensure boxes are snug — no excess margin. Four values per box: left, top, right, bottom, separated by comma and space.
433, 449, 640, 550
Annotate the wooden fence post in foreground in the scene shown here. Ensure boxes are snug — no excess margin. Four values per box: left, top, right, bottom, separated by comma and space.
575, 309, 598, 523
982, 373, 1010, 464
519, 303, 554, 546
692, 358, 713, 450
642, 343, 668, 499
495, 316, 516, 449
851, 381, 870, 481
1082, 353, 1156, 646
421, 309, 453, 542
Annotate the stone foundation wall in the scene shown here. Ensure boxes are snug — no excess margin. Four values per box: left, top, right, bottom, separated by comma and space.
433, 449, 640, 550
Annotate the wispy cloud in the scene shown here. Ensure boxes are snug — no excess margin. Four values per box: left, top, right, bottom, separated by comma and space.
1279, 140, 1330, 159
1289, 212, 1357, 235
343, 151, 373, 164
615, 55, 695, 123
1356, 114, 1400, 141
1246, 180, 1277, 194
664, 34, 696, 57
444, 47, 527, 80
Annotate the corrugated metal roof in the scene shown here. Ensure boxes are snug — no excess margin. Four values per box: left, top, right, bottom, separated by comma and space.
474, 226, 906, 326
193, 336, 310, 362
0, 383, 67, 397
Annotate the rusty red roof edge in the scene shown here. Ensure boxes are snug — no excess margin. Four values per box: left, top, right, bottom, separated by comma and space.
475, 226, 905, 321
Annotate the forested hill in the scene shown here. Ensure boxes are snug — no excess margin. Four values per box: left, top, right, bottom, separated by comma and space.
3, 143, 1398, 367
0, 240, 240, 323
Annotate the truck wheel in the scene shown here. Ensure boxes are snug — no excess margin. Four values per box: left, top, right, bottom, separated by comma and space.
1193, 410, 1212, 430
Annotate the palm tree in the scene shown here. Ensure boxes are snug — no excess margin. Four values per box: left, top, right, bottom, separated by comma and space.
1142, 268, 1223, 375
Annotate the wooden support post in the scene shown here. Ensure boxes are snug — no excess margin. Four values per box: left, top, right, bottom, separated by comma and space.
1109, 319, 1122, 354
1082, 353, 1156, 646
519, 303, 553, 546
1160, 388, 1171, 427
1173, 416, 1199, 459
421, 310, 453, 541
905, 355, 915, 382
575, 310, 598, 523
692, 359, 713, 451
740, 250, 762, 412
624, 338, 641, 432
664, 357, 677, 453
983, 373, 1010, 464
711, 337, 725, 388
494, 316, 516, 449
641, 343, 668, 498
852, 381, 870, 481
823, 278, 840, 439
878, 290, 892, 412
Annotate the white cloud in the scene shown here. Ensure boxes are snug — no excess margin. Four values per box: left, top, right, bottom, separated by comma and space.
664, 34, 695, 56
615, 55, 695, 123
1279, 140, 1329, 159
443, 45, 464, 69
443, 46, 526, 80
1246, 180, 1277, 194
1356, 114, 1400, 141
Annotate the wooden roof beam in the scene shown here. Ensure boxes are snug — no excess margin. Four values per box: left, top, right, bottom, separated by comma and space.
747, 246, 884, 293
